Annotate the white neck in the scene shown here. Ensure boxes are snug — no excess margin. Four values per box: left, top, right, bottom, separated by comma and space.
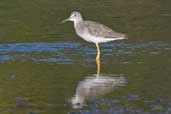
74, 17, 83, 25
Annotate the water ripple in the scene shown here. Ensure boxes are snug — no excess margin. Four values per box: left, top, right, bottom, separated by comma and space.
0, 42, 80, 53
0, 41, 170, 64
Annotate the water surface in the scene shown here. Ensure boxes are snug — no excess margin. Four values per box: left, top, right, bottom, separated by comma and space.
0, 41, 171, 114
0, 0, 171, 114
0, 0, 171, 42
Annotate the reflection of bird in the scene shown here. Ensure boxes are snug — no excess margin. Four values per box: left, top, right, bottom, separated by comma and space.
62, 11, 127, 60
71, 75, 126, 109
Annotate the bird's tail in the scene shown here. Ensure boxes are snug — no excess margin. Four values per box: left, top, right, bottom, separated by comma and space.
112, 34, 128, 41
112, 37, 127, 41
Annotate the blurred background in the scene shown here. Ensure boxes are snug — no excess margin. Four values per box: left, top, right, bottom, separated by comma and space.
0, 0, 170, 43
0, 0, 171, 114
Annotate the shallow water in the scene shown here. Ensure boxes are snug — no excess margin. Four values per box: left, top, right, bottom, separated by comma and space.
0, 0, 171, 114
0, 0, 171, 42
0, 41, 171, 114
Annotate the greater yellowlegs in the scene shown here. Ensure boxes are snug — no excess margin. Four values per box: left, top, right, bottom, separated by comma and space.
62, 11, 127, 60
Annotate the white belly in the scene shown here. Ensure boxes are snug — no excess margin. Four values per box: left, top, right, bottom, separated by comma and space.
77, 32, 96, 43
77, 32, 118, 43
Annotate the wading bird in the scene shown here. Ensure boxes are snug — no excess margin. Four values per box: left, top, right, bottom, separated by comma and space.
62, 11, 127, 60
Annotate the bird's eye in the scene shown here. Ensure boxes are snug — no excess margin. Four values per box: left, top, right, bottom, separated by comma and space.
74, 14, 76, 17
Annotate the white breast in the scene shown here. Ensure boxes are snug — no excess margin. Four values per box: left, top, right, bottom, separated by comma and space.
74, 22, 96, 43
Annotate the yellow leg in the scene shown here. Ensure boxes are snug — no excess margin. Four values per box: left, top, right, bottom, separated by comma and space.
95, 43, 101, 76
96, 57, 100, 76
95, 43, 100, 61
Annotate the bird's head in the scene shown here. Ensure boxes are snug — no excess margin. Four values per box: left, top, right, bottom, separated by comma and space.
62, 11, 83, 23
70, 94, 85, 109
